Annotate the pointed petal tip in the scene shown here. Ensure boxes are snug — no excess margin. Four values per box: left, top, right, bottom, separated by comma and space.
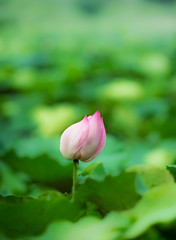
101, 117, 105, 125
95, 110, 100, 114
93, 110, 101, 119
83, 115, 88, 121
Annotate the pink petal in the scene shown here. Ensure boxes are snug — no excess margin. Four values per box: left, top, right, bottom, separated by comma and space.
60, 116, 89, 160
79, 111, 102, 161
85, 117, 106, 162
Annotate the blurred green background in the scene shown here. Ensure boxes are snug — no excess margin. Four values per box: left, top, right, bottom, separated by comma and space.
1, 0, 176, 193
0, 0, 176, 239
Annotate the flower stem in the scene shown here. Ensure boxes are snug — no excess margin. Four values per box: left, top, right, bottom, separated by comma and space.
72, 159, 78, 199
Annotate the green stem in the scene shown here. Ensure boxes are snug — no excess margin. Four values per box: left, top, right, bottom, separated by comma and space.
72, 159, 78, 199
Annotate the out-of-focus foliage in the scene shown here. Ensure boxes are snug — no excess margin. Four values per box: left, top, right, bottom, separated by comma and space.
0, 0, 176, 239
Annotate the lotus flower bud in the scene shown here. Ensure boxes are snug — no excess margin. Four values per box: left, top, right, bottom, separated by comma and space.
60, 111, 106, 162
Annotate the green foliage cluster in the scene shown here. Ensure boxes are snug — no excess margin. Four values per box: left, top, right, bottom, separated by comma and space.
0, 0, 176, 239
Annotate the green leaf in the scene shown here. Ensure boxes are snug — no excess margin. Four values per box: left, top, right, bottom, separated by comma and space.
166, 165, 176, 181
0, 161, 27, 196
13, 136, 68, 167
144, 148, 175, 168
20, 212, 130, 240
126, 165, 174, 190
0, 192, 82, 238
79, 162, 106, 181
125, 184, 176, 238
1, 137, 73, 192
135, 174, 148, 195
76, 172, 141, 214
2, 150, 72, 192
